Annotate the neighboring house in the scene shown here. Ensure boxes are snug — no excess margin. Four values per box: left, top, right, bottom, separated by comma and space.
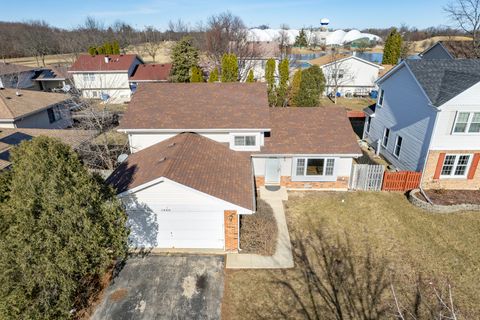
0, 62, 39, 90
311, 53, 384, 97
0, 127, 94, 170
420, 40, 477, 60
241, 42, 282, 82
108, 83, 361, 251
69, 54, 143, 103
128, 63, 172, 92
0, 88, 73, 129
363, 59, 480, 190
33, 66, 72, 92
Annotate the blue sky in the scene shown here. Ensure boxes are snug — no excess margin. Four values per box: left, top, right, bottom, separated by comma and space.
0, 0, 453, 30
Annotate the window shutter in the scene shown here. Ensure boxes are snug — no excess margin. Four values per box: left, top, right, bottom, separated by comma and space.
433, 153, 446, 180
467, 153, 480, 180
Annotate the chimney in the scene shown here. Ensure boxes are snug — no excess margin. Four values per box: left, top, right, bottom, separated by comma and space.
104, 56, 110, 64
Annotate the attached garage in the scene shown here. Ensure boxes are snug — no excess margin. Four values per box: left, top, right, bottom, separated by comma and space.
107, 133, 255, 252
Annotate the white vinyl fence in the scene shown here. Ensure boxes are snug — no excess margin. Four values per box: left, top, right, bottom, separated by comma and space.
349, 164, 385, 191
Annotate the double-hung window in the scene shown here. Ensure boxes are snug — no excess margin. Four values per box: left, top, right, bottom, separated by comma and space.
382, 128, 390, 148
233, 135, 256, 147
294, 157, 336, 180
377, 89, 385, 107
441, 154, 471, 178
453, 112, 480, 133
82, 73, 95, 81
394, 136, 403, 158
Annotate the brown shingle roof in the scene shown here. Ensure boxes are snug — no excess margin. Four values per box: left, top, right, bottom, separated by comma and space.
0, 128, 95, 169
129, 63, 172, 82
119, 83, 271, 130
69, 54, 140, 72
106, 133, 254, 211
309, 53, 351, 66
0, 88, 69, 119
440, 40, 478, 59
259, 107, 361, 155
0, 62, 35, 76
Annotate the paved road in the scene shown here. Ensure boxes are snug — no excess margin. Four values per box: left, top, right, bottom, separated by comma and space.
92, 255, 225, 320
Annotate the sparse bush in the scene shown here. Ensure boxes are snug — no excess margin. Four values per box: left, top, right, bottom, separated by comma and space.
240, 199, 278, 255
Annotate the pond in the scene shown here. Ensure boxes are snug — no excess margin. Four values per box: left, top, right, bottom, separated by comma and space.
355, 52, 383, 63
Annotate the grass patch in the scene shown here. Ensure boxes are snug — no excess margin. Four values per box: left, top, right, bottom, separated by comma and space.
239, 199, 277, 256
319, 97, 375, 111
223, 192, 480, 319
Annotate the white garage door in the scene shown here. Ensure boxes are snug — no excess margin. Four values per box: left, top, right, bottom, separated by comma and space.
156, 211, 225, 249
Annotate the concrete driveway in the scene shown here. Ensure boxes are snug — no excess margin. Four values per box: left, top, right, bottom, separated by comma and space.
92, 255, 225, 320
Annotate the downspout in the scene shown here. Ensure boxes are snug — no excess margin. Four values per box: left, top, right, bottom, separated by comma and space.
418, 103, 440, 204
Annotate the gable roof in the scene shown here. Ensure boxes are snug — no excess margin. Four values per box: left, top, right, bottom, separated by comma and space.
69, 54, 141, 72
34, 66, 70, 81
0, 62, 35, 76
0, 128, 95, 169
129, 63, 172, 82
311, 54, 383, 69
259, 107, 362, 155
0, 88, 69, 119
106, 132, 254, 211
421, 41, 477, 59
404, 59, 480, 106
119, 83, 271, 130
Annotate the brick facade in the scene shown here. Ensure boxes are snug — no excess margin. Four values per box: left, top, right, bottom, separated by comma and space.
422, 150, 480, 190
224, 210, 238, 252
255, 175, 349, 190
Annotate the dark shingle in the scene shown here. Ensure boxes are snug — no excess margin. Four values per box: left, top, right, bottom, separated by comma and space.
405, 60, 480, 106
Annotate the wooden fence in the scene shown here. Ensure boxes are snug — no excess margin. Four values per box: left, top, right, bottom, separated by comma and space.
382, 171, 422, 191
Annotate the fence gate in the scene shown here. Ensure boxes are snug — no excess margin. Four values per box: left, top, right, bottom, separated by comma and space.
349, 164, 385, 191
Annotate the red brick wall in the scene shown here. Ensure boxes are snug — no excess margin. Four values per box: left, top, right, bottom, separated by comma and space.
224, 210, 238, 252
255, 176, 349, 190
422, 150, 480, 190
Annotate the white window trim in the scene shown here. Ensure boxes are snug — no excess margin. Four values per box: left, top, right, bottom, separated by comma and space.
382, 128, 390, 148
377, 89, 385, 107
292, 157, 337, 182
440, 154, 472, 179
365, 116, 371, 133
393, 135, 402, 158
229, 133, 260, 151
452, 111, 480, 135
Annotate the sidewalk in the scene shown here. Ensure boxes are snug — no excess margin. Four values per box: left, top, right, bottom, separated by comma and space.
226, 187, 294, 269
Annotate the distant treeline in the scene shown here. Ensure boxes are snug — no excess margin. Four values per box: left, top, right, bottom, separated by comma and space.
0, 16, 466, 65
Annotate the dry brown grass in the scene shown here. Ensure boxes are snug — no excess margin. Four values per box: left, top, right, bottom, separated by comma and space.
223, 192, 480, 319
319, 97, 375, 111
412, 36, 473, 53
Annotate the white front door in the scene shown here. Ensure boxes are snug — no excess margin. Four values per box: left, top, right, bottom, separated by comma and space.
265, 158, 281, 185
156, 211, 225, 249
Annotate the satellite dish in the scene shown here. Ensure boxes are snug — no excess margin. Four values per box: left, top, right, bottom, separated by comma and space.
100, 93, 110, 101
117, 154, 128, 163
62, 84, 71, 92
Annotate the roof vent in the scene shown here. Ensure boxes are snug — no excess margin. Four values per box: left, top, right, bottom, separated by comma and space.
15, 91, 21, 97
5, 96, 11, 99
167, 142, 176, 148
104, 56, 110, 64
158, 157, 166, 163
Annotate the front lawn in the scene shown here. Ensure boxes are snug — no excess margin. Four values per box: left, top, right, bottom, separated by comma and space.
222, 192, 480, 319
319, 97, 375, 111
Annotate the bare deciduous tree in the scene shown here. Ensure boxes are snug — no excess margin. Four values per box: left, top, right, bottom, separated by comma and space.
142, 26, 163, 63
445, 0, 480, 57
323, 48, 356, 104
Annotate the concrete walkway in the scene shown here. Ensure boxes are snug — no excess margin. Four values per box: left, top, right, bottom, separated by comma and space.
226, 187, 294, 269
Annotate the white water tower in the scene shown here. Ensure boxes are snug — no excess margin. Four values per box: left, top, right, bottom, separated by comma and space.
320, 18, 330, 31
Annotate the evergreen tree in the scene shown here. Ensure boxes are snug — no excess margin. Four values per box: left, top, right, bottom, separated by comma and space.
294, 28, 308, 47
97, 46, 105, 55
294, 65, 325, 107
0, 137, 128, 319
112, 40, 121, 54
190, 66, 204, 82
104, 42, 113, 54
170, 36, 199, 82
265, 58, 276, 106
276, 58, 290, 107
221, 53, 239, 82
208, 68, 219, 82
88, 46, 97, 56
246, 69, 255, 82
382, 28, 403, 64
289, 69, 302, 107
